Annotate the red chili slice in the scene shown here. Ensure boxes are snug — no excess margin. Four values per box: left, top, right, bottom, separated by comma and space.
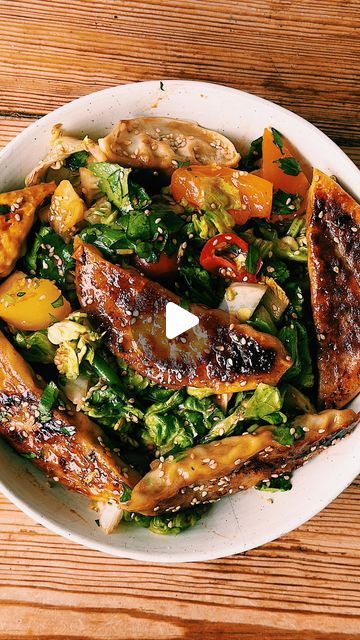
199, 233, 261, 282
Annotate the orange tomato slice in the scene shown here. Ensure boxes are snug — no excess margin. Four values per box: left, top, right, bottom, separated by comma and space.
171, 165, 273, 225
262, 128, 309, 213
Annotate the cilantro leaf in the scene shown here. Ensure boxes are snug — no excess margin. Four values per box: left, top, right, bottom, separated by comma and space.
65, 150, 89, 171
245, 243, 261, 275
271, 128, 284, 152
275, 157, 302, 176
239, 136, 263, 172
272, 189, 302, 215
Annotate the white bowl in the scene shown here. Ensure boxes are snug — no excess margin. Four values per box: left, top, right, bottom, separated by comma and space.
0, 80, 359, 562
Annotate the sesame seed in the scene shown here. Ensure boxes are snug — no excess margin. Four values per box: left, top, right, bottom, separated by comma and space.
351, 227, 357, 232
333, 266, 339, 273
318, 428, 325, 433
240, 381, 247, 387
319, 333, 326, 340
318, 211, 324, 218
234, 458, 241, 465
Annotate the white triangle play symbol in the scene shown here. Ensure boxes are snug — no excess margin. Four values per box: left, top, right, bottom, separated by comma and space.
165, 301, 199, 340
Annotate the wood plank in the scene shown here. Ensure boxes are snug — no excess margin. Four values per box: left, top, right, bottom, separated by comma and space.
0, 0, 359, 145
0, 1, 359, 637
0, 482, 359, 639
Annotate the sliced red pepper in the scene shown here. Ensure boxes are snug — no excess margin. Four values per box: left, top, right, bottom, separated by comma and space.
199, 233, 261, 282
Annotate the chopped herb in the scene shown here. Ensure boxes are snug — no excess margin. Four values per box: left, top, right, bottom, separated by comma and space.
16, 291, 26, 298
59, 426, 76, 437
21, 452, 37, 460
95, 519, 100, 527
245, 243, 261, 275
160, 81, 165, 91
257, 473, 292, 492
272, 189, 301, 215
271, 128, 284, 153
51, 294, 64, 309
239, 135, 263, 172
287, 216, 305, 238
275, 157, 302, 176
177, 160, 191, 168
0, 204, 11, 215
65, 150, 89, 171
273, 424, 304, 445
38, 381, 59, 419
120, 484, 132, 502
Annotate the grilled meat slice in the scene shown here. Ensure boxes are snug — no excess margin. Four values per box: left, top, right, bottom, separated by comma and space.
75, 241, 292, 393
0, 330, 140, 504
307, 169, 360, 408
98, 117, 240, 173
128, 409, 358, 515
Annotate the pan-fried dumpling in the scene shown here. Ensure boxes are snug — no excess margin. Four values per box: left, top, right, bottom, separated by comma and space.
127, 409, 358, 515
98, 117, 240, 174
0, 182, 56, 278
25, 125, 107, 186
306, 169, 360, 408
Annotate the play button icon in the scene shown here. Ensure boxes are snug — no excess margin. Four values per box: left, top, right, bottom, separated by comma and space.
165, 301, 199, 340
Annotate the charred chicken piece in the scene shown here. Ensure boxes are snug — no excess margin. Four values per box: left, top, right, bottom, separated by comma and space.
0, 331, 140, 508
74, 241, 292, 393
128, 408, 358, 515
307, 169, 360, 408
98, 117, 240, 173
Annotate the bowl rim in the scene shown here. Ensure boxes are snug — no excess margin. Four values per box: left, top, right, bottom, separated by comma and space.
0, 79, 359, 563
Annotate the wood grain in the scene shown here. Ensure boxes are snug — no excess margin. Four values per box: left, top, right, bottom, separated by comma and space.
0, 1, 359, 638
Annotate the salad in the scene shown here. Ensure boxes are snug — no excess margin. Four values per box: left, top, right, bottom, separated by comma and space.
0, 117, 358, 536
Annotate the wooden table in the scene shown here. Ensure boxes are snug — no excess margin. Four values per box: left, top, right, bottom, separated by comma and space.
0, 1, 359, 638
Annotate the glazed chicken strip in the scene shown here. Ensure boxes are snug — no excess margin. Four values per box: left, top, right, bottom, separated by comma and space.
0, 331, 140, 506
128, 409, 358, 515
75, 241, 292, 392
307, 169, 360, 408
98, 117, 240, 173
